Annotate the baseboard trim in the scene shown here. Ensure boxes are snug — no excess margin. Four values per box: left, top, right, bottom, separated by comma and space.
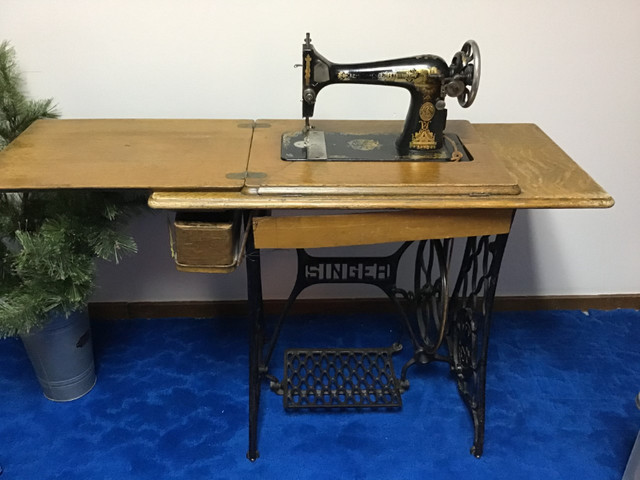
88, 294, 640, 320
495, 294, 640, 312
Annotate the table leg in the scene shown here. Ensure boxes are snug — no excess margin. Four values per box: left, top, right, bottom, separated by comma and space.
245, 216, 264, 462
447, 233, 510, 458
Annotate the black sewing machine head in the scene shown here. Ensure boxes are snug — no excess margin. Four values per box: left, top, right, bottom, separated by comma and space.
282, 33, 481, 162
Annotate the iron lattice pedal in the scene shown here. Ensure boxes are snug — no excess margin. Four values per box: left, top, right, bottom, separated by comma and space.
282, 347, 403, 409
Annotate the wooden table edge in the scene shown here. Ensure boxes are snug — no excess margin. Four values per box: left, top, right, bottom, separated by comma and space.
147, 191, 614, 211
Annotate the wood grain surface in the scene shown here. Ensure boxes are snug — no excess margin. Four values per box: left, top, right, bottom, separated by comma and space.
252, 209, 514, 248
0, 119, 254, 191
473, 123, 611, 203
0, 118, 613, 209
245, 120, 519, 196
149, 122, 613, 210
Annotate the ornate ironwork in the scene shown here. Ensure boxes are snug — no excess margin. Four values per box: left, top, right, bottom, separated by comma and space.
414, 239, 453, 354
282, 346, 403, 409
447, 233, 510, 458
262, 243, 413, 370
245, 219, 512, 461
400, 239, 452, 384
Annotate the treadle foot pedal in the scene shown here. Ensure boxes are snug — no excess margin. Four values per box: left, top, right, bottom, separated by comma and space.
282, 347, 403, 409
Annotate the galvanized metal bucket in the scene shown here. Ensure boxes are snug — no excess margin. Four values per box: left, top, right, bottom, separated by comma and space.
20, 308, 96, 402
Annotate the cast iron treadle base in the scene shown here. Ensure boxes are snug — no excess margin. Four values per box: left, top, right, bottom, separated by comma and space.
282, 346, 403, 409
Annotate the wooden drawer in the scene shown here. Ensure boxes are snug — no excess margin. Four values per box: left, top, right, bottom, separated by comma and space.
173, 211, 241, 273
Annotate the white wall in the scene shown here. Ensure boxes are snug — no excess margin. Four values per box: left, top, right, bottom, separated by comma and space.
1, 0, 638, 301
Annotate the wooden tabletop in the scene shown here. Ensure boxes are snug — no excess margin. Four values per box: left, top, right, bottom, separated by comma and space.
0, 119, 253, 191
245, 120, 519, 197
0, 118, 613, 210
150, 122, 613, 210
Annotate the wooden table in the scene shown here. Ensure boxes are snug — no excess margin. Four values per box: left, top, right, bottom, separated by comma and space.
0, 118, 613, 461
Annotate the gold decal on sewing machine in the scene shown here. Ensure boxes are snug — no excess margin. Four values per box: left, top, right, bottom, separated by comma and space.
378, 66, 441, 86
337, 71, 351, 81
347, 138, 381, 151
416, 83, 439, 101
410, 123, 437, 150
419, 102, 435, 122
305, 54, 312, 86
410, 102, 437, 150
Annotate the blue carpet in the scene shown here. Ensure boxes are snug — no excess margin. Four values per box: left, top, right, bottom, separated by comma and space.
1, 309, 639, 479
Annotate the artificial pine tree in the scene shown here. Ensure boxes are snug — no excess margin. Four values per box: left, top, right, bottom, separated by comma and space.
0, 41, 139, 338
0, 40, 57, 149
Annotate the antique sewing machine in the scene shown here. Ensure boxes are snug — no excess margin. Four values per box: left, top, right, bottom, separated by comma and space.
282, 33, 481, 162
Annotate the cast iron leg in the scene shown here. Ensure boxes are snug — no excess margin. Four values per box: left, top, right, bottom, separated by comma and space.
447, 233, 510, 458
246, 217, 264, 461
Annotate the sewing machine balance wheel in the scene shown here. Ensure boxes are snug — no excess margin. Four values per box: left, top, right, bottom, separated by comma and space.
457, 40, 481, 108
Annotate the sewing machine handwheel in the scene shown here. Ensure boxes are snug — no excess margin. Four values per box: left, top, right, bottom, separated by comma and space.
458, 40, 480, 108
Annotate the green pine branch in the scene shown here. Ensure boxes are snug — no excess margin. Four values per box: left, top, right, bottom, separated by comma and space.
0, 41, 142, 338
0, 41, 57, 148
